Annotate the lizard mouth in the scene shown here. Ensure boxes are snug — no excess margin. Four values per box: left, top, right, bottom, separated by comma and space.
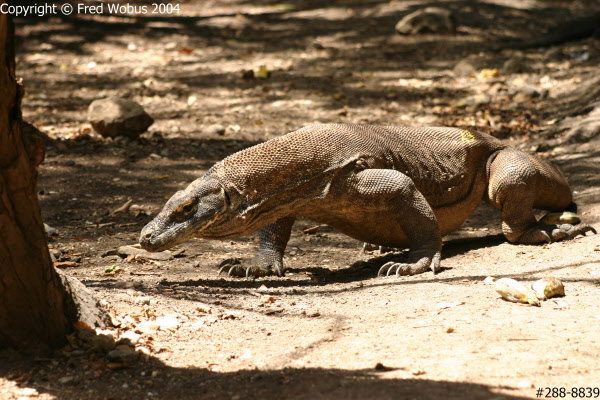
139, 223, 197, 252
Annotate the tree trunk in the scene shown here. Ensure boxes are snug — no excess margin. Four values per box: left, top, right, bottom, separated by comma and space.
0, 15, 109, 353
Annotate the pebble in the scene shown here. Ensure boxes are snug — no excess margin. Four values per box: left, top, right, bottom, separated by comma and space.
134, 296, 151, 305
206, 124, 225, 135
90, 334, 116, 351
77, 327, 97, 342
58, 376, 76, 385
502, 58, 530, 74
395, 7, 454, 35
107, 347, 139, 363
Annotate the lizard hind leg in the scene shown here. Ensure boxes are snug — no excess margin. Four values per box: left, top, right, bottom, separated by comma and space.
487, 148, 595, 244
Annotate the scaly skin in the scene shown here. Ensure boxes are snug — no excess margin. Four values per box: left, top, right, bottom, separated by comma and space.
140, 124, 595, 278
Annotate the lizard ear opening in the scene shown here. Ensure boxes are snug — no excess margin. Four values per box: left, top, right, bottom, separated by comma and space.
221, 187, 230, 209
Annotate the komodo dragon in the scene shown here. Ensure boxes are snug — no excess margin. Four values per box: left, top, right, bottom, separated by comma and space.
140, 124, 595, 277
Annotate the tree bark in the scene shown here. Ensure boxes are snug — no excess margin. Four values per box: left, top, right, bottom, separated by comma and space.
0, 15, 109, 353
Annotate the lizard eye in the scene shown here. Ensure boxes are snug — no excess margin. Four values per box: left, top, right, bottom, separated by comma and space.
177, 199, 196, 215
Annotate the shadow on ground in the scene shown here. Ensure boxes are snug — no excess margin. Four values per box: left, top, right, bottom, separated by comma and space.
0, 348, 532, 400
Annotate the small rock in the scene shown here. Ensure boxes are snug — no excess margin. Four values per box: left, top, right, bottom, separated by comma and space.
502, 58, 529, 74
77, 328, 97, 342
512, 86, 542, 103
114, 136, 131, 146
137, 346, 151, 359
545, 47, 564, 60
395, 7, 454, 35
49, 248, 62, 260
118, 331, 141, 346
58, 376, 76, 385
483, 276, 497, 285
107, 347, 140, 363
65, 160, 76, 167
513, 92, 530, 103
453, 94, 490, 108
411, 366, 426, 375
453, 59, 476, 77
88, 97, 154, 139
155, 315, 181, 331
19, 388, 39, 396
44, 223, 57, 236
90, 333, 116, 352
206, 124, 226, 136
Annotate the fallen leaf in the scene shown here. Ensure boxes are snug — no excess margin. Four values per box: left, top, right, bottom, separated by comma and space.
257, 65, 271, 79
112, 199, 133, 214
74, 321, 93, 330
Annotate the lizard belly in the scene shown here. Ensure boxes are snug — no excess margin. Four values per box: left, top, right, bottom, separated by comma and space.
429, 166, 488, 236
301, 166, 487, 247
307, 210, 412, 248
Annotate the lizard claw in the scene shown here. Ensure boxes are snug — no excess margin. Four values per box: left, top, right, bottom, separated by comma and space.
227, 265, 247, 277
242, 263, 284, 278
377, 261, 420, 277
518, 223, 596, 244
377, 262, 392, 276
217, 257, 284, 278
377, 252, 441, 277
218, 258, 241, 275
557, 223, 596, 239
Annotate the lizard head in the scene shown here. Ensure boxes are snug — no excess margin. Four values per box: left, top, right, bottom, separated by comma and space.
139, 176, 230, 252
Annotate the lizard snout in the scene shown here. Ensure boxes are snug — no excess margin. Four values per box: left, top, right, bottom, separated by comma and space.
139, 224, 159, 251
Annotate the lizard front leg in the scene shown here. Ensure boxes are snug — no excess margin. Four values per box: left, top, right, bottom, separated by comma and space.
218, 216, 295, 278
347, 169, 442, 277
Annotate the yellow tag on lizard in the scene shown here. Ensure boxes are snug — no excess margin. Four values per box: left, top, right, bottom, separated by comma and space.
460, 130, 476, 142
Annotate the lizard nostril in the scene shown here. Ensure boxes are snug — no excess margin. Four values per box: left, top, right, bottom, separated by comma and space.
143, 231, 152, 240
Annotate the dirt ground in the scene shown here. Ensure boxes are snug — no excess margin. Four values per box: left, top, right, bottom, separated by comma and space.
2, 0, 600, 399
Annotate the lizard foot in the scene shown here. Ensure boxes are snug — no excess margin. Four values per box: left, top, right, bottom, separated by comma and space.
377, 252, 441, 277
518, 223, 596, 244
217, 257, 284, 278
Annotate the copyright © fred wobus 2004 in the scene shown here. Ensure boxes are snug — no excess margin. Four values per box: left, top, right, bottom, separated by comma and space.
0, 2, 181, 17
